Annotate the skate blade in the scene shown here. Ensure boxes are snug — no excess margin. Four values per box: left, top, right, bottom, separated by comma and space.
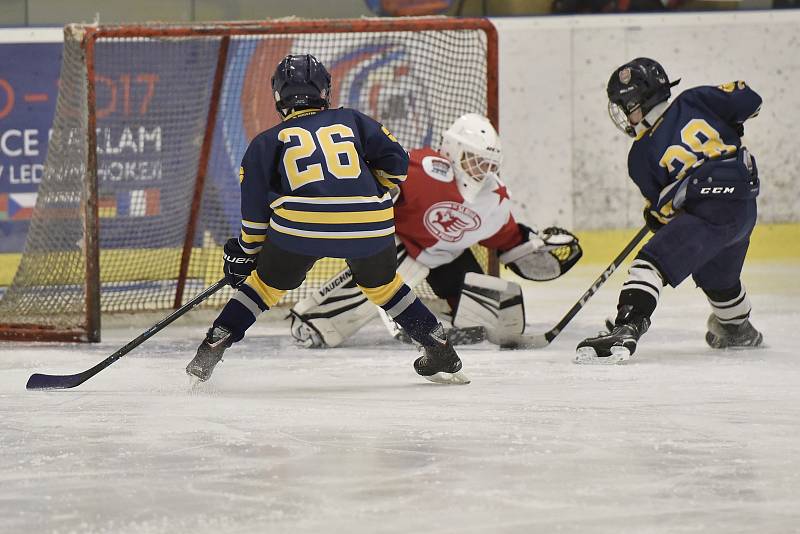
423, 370, 471, 385
574, 345, 631, 365
186, 368, 210, 382
186, 366, 214, 391
187, 374, 205, 394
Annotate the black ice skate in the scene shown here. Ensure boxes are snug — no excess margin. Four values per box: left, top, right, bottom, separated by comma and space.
413, 325, 470, 384
186, 325, 233, 382
705, 314, 763, 349
575, 306, 650, 365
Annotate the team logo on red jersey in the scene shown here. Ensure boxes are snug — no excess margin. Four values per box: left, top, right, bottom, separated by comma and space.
423, 201, 481, 242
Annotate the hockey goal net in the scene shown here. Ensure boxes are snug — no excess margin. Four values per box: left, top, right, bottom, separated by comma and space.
0, 18, 498, 342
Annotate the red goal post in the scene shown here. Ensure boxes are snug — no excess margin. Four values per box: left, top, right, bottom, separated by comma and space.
0, 17, 498, 342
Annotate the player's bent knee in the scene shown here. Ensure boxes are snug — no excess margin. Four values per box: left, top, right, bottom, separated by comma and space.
358, 273, 406, 307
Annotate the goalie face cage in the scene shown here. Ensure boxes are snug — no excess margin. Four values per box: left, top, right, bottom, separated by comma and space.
0, 18, 498, 342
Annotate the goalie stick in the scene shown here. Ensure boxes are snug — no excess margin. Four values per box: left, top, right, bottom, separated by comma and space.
501, 225, 650, 349
26, 278, 227, 390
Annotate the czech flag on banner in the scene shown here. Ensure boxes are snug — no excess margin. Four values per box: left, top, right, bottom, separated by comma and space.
0, 193, 37, 220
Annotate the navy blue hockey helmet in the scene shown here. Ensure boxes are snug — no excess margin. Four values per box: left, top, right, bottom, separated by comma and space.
271, 54, 332, 117
606, 57, 680, 137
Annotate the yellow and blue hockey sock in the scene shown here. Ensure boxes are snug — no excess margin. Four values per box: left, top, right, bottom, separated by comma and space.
360, 275, 441, 346
214, 272, 286, 342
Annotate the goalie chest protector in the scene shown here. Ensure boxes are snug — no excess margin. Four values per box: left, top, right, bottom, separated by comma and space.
394, 148, 516, 268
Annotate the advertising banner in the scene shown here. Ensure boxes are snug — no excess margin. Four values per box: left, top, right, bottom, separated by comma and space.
1, 33, 451, 257
0, 42, 61, 252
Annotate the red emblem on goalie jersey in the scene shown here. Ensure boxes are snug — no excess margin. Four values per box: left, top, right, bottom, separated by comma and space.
423, 201, 481, 242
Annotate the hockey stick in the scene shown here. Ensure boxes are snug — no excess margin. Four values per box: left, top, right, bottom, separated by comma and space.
501, 225, 650, 349
26, 278, 228, 390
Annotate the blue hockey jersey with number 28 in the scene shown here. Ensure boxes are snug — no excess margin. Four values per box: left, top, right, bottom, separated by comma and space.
237, 107, 408, 258
627, 81, 762, 221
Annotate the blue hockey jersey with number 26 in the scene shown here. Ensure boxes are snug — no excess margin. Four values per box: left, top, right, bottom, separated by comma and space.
237, 108, 408, 258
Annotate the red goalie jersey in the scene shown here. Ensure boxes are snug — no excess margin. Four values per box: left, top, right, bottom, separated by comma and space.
393, 147, 524, 268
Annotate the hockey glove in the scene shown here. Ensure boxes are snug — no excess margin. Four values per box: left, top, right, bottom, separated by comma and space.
499, 224, 582, 281
643, 207, 666, 233
223, 237, 257, 288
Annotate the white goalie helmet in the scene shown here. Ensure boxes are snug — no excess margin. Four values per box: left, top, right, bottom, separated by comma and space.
440, 113, 502, 203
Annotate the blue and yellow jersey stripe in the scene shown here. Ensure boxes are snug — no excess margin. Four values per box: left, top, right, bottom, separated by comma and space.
268, 193, 395, 244
268, 192, 393, 209
273, 207, 394, 225
268, 220, 395, 240
238, 219, 268, 255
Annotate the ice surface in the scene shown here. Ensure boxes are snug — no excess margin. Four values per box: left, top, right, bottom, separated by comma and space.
1, 262, 799, 534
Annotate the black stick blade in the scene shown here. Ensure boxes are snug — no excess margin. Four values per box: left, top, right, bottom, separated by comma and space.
24, 279, 228, 391
26, 372, 88, 390
498, 331, 552, 350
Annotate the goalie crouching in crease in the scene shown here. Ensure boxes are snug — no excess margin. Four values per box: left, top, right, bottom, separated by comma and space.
289, 113, 583, 349
185, 54, 469, 385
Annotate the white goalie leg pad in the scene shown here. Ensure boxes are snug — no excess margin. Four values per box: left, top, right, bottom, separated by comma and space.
453, 273, 525, 346
290, 268, 377, 348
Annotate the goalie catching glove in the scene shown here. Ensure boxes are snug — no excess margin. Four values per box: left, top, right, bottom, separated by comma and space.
499, 224, 582, 281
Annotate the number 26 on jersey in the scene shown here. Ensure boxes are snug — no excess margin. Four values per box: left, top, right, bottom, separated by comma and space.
278, 124, 362, 190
